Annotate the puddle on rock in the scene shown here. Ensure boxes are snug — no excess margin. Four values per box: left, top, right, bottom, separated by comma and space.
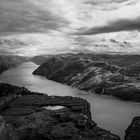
43, 106, 65, 110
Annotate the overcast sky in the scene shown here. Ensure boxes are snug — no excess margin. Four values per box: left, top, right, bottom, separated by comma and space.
0, 0, 140, 56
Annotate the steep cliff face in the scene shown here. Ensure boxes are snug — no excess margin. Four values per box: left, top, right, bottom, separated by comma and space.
33, 53, 140, 102
0, 83, 120, 140
125, 117, 140, 140
0, 55, 27, 74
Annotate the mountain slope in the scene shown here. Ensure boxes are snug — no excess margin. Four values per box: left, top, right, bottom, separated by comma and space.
33, 53, 140, 102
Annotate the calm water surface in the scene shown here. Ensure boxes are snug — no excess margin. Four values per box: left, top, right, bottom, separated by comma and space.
0, 62, 140, 139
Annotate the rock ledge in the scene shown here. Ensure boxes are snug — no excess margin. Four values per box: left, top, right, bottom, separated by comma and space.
0, 83, 120, 140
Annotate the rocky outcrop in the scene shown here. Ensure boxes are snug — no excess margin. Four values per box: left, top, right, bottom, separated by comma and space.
0, 83, 120, 140
33, 53, 140, 102
125, 117, 140, 140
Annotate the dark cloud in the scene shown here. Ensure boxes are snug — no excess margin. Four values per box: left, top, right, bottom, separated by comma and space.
74, 17, 140, 35
85, 0, 130, 5
0, 0, 69, 34
84, 0, 137, 11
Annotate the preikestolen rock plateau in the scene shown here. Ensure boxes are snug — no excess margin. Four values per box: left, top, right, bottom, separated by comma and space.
0, 83, 120, 140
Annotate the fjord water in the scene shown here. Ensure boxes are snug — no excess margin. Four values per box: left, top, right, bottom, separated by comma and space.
0, 62, 140, 139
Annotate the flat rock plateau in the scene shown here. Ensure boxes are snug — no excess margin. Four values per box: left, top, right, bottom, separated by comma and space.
0, 83, 120, 140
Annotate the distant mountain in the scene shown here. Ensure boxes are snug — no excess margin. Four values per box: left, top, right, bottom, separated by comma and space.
30, 55, 51, 65
0, 55, 27, 73
30, 53, 75, 65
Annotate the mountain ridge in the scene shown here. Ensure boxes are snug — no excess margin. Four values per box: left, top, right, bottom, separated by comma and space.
33, 53, 140, 102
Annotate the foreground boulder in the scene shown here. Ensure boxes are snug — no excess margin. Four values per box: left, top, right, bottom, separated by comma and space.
125, 117, 140, 140
33, 53, 140, 102
0, 83, 120, 140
